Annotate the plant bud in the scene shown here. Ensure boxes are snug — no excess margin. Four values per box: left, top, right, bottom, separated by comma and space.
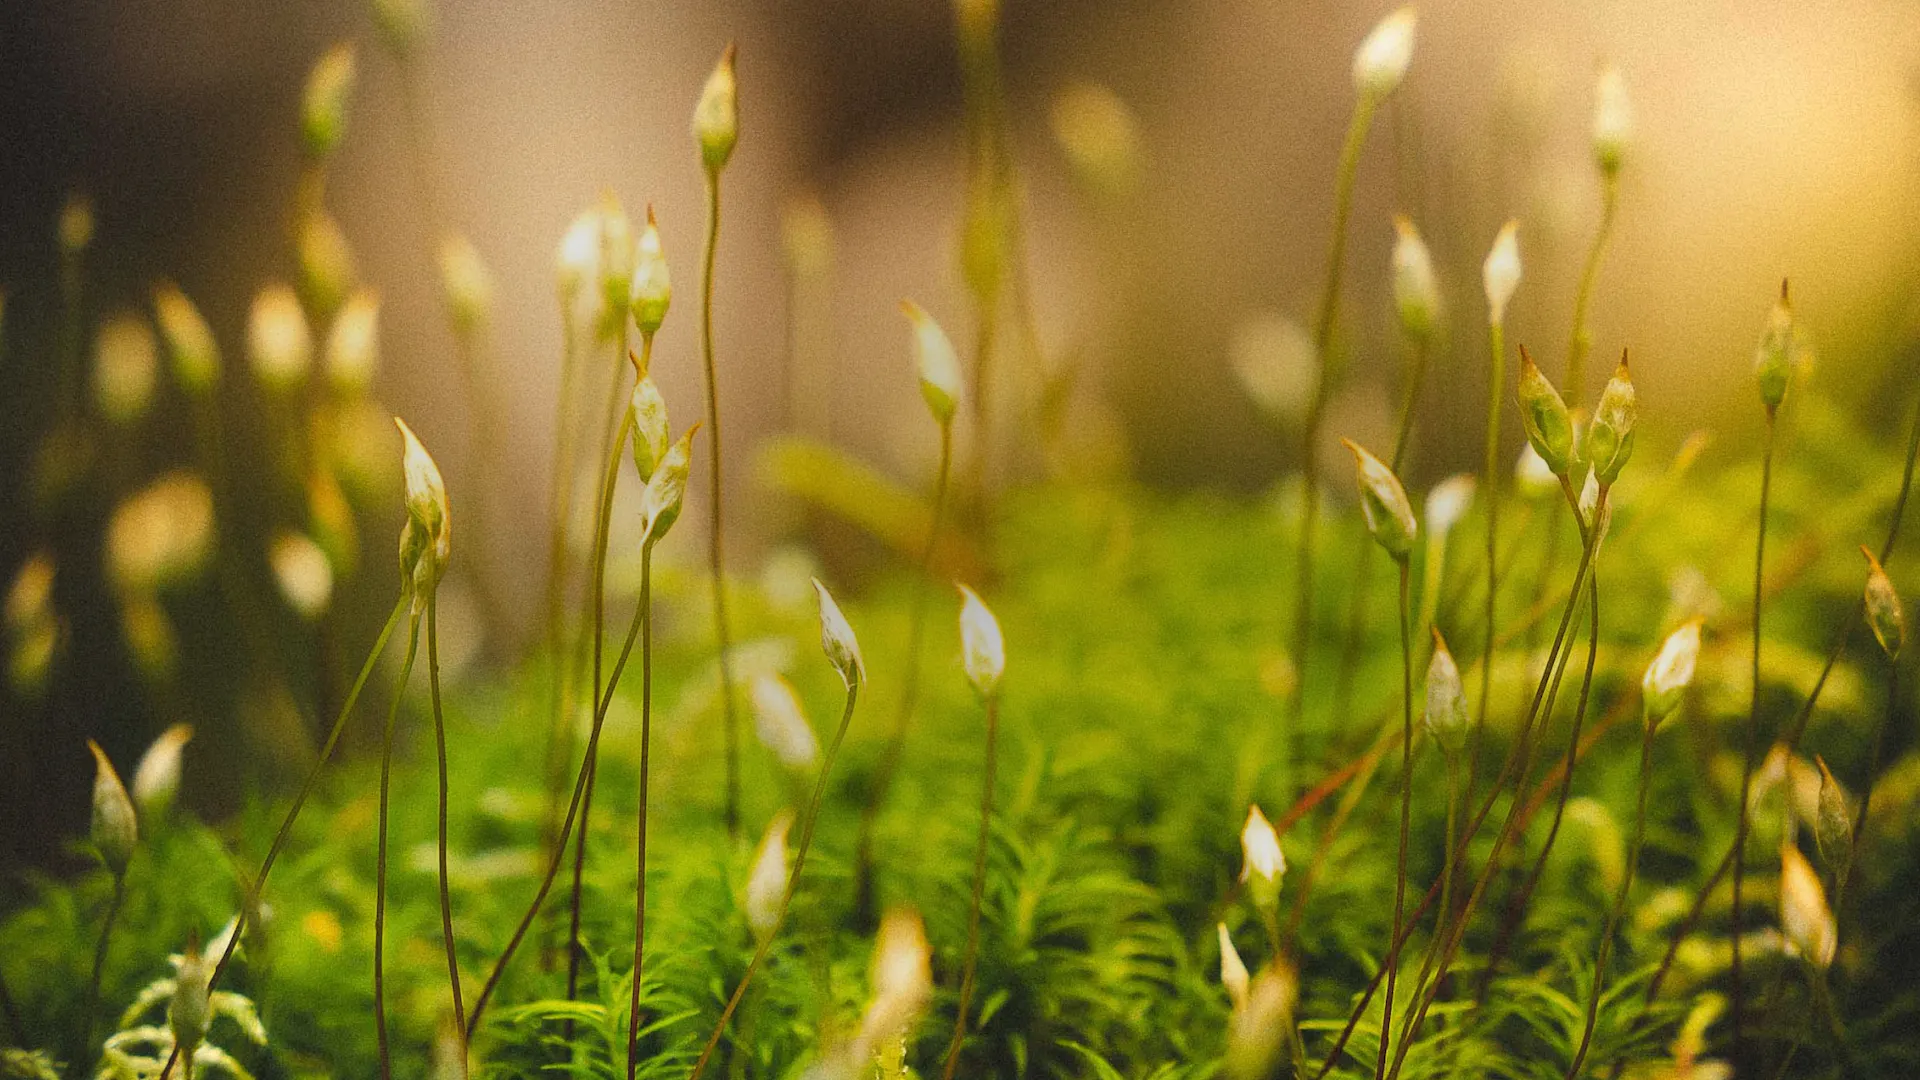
1812, 756, 1851, 888
630, 204, 671, 337
395, 417, 450, 601
1778, 843, 1836, 970
857, 907, 933, 1055
1224, 961, 1297, 1080
555, 208, 601, 305
88, 740, 137, 874
692, 44, 739, 175
1239, 804, 1285, 913
121, 592, 179, 684
1754, 280, 1793, 411
1641, 619, 1701, 728
900, 300, 963, 427
1217, 923, 1250, 1011
813, 578, 867, 691
1423, 629, 1469, 755
1341, 438, 1417, 558
59, 193, 94, 257
630, 374, 671, 482
93, 312, 159, 426
106, 471, 216, 594
1861, 546, 1904, 660
169, 936, 213, 1056
750, 672, 818, 771
153, 283, 221, 396
297, 206, 358, 317
248, 284, 313, 393
1482, 220, 1521, 326
132, 723, 194, 821
438, 233, 493, 336
271, 530, 335, 620
1516, 347, 1574, 475
596, 196, 636, 322
325, 289, 381, 394
1352, 7, 1416, 103
640, 426, 697, 546
302, 43, 357, 158
1592, 66, 1631, 176
1584, 352, 1637, 485
1049, 81, 1143, 198
957, 584, 1005, 699
745, 811, 792, 942
1391, 215, 1440, 345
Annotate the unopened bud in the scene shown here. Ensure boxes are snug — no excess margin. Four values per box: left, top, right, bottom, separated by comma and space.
1641, 619, 1701, 728
438, 233, 493, 336
169, 936, 213, 1055
745, 811, 792, 942
692, 44, 739, 175
1861, 546, 1904, 659
1391, 215, 1439, 345
106, 471, 216, 594
1342, 438, 1417, 558
1217, 923, 1250, 1011
1778, 843, 1836, 970
856, 907, 933, 1055
1224, 961, 1297, 1080
153, 283, 221, 396
1592, 66, 1631, 176
1352, 7, 1416, 103
597, 196, 636, 322
271, 530, 335, 620
89, 740, 137, 874
1483, 220, 1522, 326
302, 43, 357, 158
1755, 280, 1793, 411
394, 417, 450, 602
630, 204, 671, 337
750, 672, 818, 771
248, 284, 313, 393
1424, 629, 1468, 755
1517, 347, 1574, 475
93, 313, 159, 426
297, 206, 358, 317
1584, 352, 1637, 486
629, 374, 671, 481
556, 208, 601, 304
1812, 756, 1851, 889
1239, 804, 1284, 913
132, 723, 194, 821
901, 300, 962, 427
957, 584, 1005, 698
325, 289, 381, 393
814, 578, 866, 691
639, 426, 697, 547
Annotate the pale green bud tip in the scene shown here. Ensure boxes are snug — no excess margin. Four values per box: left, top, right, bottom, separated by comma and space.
745, 811, 792, 941
1812, 756, 1852, 885
132, 723, 194, 819
693, 43, 740, 174
1483, 220, 1521, 325
170, 936, 213, 1053
1517, 346, 1575, 476
813, 578, 866, 689
1584, 351, 1637, 486
640, 425, 698, 545
1341, 437, 1417, 558
88, 739, 137, 873
302, 43, 358, 157
1641, 618, 1702, 727
556, 209, 600, 299
1217, 923, 1250, 1011
1423, 628, 1468, 754
325, 289, 381, 393
630, 203, 671, 336
1779, 842, 1836, 970
629, 374, 671, 481
956, 584, 1005, 698
153, 283, 220, 395
1239, 804, 1284, 890
901, 299, 962, 426
297, 208, 358, 315
1861, 546, 1904, 659
1755, 279, 1792, 410
93, 313, 159, 426
247, 284, 313, 392
1353, 7, 1416, 102
1592, 66, 1631, 174
394, 417, 450, 595
1391, 214, 1440, 344
438, 233, 494, 334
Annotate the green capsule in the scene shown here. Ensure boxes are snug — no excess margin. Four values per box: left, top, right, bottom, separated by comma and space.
1584, 353, 1637, 486
1755, 280, 1793, 411
1517, 347, 1575, 476
1342, 438, 1417, 558
1862, 546, 1905, 660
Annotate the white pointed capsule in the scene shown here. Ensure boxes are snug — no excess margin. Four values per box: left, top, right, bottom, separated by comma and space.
1218, 923, 1250, 1011
630, 374, 671, 482
1861, 546, 1905, 660
750, 672, 819, 771
1779, 843, 1836, 970
1592, 66, 1632, 176
745, 811, 792, 942
1239, 803, 1285, 915
1813, 757, 1852, 888
630, 205, 671, 337
692, 44, 740, 174
813, 578, 866, 690
1342, 438, 1417, 558
89, 740, 137, 874
1482, 220, 1521, 326
639, 426, 697, 547
247, 284, 312, 393
1755, 281, 1793, 411
132, 723, 194, 821
1424, 629, 1469, 755
1391, 215, 1440, 345
855, 907, 933, 1057
1352, 8, 1416, 102
394, 418, 450, 599
1642, 619, 1702, 728
169, 936, 214, 1056
901, 300, 963, 427
957, 584, 1005, 699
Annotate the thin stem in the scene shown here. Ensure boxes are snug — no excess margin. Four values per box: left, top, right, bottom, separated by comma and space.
426, 594, 467, 1059
542, 299, 584, 877
1731, 412, 1778, 1064
80, 869, 128, 1060
701, 168, 742, 843
687, 684, 863, 1080
1564, 174, 1619, 403
855, 421, 955, 923
1566, 719, 1654, 1079
1840, 661, 1898, 919
1289, 95, 1381, 788
374, 611, 424, 1080
1373, 559, 1415, 1080
942, 693, 1002, 1080
1476, 318, 1506, 817
627, 543, 656, 1080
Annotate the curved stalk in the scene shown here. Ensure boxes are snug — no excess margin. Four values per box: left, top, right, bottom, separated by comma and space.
942, 693, 1002, 1080
1730, 412, 1778, 1062
542, 301, 584, 876
1564, 175, 1619, 402
374, 611, 424, 1080
687, 684, 862, 1080
1475, 318, 1507, 819
79, 869, 128, 1060
700, 169, 742, 842
1373, 559, 1415, 1080
1567, 719, 1655, 1080
626, 542, 656, 1080
426, 594, 467, 1062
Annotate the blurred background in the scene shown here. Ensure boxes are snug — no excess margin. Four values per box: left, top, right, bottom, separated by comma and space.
3, 0, 1919, 873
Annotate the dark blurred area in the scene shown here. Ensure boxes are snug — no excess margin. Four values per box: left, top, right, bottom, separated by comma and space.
4, 0, 1920, 879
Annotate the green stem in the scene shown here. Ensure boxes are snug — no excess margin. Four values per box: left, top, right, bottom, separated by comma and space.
942, 693, 1001, 1080
1566, 717, 1654, 1079
427, 594, 467, 1061
687, 684, 863, 1080
79, 869, 127, 1061
701, 168, 742, 843
1476, 318, 1506, 801
627, 543, 656, 1080
1565, 174, 1618, 403
1374, 560, 1415, 1080
1730, 412, 1777, 1065
374, 611, 424, 1080
542, 298, 585, 876
854, 421, 954, 923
